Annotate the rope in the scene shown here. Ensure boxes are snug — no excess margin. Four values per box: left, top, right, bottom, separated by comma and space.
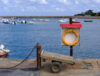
0, 43, 38, 69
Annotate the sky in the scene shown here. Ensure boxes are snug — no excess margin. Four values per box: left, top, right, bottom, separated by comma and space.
0, 0, 100, 16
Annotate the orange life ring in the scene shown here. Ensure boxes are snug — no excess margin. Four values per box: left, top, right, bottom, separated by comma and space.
62, 29, 80, 46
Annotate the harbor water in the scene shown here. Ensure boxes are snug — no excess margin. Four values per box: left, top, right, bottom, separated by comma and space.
0, 18, 100, 59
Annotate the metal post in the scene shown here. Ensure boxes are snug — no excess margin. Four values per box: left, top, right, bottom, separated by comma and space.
69, 18, 73, 56
37, 44, 41, 69
70, 46, 73, 56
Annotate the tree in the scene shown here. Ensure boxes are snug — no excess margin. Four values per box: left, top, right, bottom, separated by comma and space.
84, 9, 93, 16
74, 9, 100, 16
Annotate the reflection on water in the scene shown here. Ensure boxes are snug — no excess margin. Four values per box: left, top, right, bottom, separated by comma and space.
0, 18, 100, 59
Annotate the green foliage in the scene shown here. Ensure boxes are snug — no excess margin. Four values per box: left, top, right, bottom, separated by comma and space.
75, 9, 100, 16
84, 10, 93, 15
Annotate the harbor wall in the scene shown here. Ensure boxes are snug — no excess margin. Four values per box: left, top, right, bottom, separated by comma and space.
0, 16, 100, 19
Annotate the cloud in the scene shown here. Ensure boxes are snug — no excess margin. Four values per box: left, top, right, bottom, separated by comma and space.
75, 0, 79, 4
93, 0, 100, 3
30, 0, 48, 4
1, 0, 9, 4
30, 0, 36, 2
55, 7, 65, 12
0, 0, 100, 16
40, 0, 48, 4
59, 0, 71, 5
14, 0, 21, 4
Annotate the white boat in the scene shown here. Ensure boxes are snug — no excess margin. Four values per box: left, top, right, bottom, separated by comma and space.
44, 19, 49, 22
21, 20, 27, 24
73, 19, 76, 21
39, 19, 44, 21
27, 21, 34, 24
0, 44, 10, 57
17, 20, 21, 23
38, 19, 49, 22
58, 19, 69, 22
10, 21, 16, 25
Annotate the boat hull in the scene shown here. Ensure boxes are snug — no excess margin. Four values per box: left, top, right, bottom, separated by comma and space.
0, 52, 8, 58
72, 21, 80, 23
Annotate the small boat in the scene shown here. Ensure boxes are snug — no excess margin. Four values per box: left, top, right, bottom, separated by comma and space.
58, 19, 68, 22
72, 21, 80, 23
27, 21, 34, 24
0, 44, 10, 58
3, 22, 9, 24
43, 19, 49, 22
10, 21, 16, 25
39, 19, 44, 21
2, 19, 10, 24
17, 20, 21, 23
21, 20, 27, 24
84, 20, 93, 22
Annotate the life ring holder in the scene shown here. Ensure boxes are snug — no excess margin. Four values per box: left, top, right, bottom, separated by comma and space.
62, 29, 80, 46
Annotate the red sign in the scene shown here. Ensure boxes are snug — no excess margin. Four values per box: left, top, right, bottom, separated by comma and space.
60, 24, 82, 28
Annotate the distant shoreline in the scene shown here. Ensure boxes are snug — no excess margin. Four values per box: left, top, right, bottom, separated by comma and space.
0, 16, 100, 19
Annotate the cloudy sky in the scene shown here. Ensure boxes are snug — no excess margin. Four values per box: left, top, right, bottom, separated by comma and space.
0, 0, 100, 16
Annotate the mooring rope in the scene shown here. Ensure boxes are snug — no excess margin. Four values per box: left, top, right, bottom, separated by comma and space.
0, 43, 38, 69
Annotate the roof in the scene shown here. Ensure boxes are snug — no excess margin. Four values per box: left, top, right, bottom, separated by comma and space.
60, 24, 82, 28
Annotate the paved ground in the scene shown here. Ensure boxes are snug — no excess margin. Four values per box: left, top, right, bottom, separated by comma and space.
0, 58, 40, 76
41, 69, 100, 76
40, 59, 100, 76
0, 68, 39, 76
1, 58, 100, 76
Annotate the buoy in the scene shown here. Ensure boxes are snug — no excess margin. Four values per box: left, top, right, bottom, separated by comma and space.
62, 29, 80, 46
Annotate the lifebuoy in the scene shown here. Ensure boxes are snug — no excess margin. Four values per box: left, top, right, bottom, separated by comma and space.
62, 29, 80, 46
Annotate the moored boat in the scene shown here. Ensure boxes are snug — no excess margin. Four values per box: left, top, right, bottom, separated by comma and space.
72, 21, 80, 23
58, 19, 68, 22
10, 21, 16, 25
21, 20, 27, 24
3, 22, 9, 24
27, 21, 34, 24
0, 44, 10, 58
84, 20, 93, 22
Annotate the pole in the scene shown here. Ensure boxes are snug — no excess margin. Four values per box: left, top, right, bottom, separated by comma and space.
70, 46, 73, 56
37, 43, 41, 69
69, 17, 72, 24
69, 18, 73, 56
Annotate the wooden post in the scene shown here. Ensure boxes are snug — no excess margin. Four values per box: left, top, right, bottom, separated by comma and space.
37, 44, 41, 69
69, 17, 72, 24
69, 18, 73, 56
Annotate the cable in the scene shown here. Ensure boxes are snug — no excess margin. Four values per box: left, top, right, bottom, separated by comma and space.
0, 43, 38, 69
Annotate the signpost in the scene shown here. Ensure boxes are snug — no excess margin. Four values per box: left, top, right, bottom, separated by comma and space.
70, 18, 73, 56
60, 18, 82, 56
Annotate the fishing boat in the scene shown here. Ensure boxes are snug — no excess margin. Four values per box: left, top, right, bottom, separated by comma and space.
0, 44, 10, 58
